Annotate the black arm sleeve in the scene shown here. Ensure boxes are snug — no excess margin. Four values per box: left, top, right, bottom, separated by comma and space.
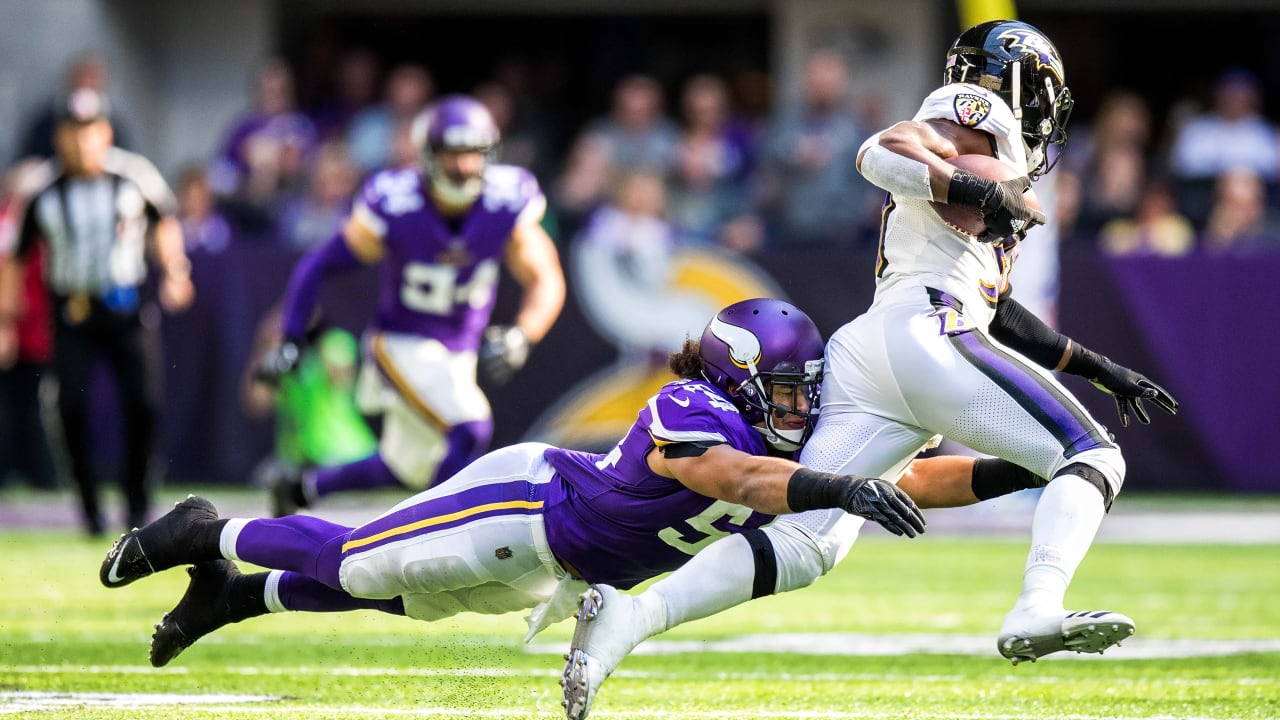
988, 297, 1070, 370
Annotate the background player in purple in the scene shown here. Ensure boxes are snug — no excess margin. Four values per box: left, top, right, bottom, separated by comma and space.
257, 94, 566, 516
99, 299, 953, 668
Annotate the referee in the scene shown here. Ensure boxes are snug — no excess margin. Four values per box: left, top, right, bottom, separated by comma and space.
0, 89, 194, 535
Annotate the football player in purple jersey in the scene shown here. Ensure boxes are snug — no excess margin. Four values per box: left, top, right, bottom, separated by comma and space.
100, 298, 1044, 671
255, 94, 566, 517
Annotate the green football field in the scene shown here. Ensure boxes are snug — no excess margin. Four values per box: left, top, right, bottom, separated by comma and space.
2, 506, 1279, 719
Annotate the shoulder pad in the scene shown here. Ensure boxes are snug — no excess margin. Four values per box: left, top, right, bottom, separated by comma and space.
915, 84, 1018, 139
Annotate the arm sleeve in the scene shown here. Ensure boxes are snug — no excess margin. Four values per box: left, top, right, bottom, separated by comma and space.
988, 297, 1070, 370
279, 231, 364, 341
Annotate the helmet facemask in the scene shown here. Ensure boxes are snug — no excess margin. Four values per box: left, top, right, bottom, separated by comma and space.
735, 358, 824, 452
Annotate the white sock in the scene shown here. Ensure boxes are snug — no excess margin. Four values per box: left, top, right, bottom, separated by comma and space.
644, 533, 756, 631
1017, 474, 1106, 613
219, 518, 251, 561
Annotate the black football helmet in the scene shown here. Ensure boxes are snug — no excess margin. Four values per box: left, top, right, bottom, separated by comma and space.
943, 20, 1074, 178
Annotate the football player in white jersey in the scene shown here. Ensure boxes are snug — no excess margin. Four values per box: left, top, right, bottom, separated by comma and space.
561, 20, 1179, 719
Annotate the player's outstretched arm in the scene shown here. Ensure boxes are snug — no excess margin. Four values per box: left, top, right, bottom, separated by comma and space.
660, 445, 925, 537
989, 296, 1178, 427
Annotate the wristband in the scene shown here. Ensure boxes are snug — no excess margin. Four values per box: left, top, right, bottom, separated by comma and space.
786, 467, 849, 512
1063, 343, 1106, 379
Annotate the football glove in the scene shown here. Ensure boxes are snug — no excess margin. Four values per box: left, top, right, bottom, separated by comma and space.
255, 340, 302, 388
976, 176, 1046, 242
840, 477, 927, 538
1089, 359, 1179, 428
478, 325, 530, 386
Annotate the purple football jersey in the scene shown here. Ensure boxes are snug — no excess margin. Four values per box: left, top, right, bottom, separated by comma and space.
543, 379, 776, 589
355, 164, 543, 351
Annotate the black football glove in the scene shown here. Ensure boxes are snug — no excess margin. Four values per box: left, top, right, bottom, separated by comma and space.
478, 325, 530, 386
839, 477, 927, 538
255, 340, 302, 388
976, 175, 1046, 242
1088, 359, 1179, 427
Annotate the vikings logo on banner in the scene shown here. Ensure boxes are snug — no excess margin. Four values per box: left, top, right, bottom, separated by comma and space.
953, 93, 992, 127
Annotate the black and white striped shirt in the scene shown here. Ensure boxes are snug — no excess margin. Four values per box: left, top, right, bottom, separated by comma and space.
17, 148, 177, 296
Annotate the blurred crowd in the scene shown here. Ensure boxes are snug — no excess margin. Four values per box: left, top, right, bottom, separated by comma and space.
7, 49, 1280, 268
2, 45, 1279, 502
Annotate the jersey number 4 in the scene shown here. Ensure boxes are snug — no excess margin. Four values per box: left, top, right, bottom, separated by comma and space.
658, 500, 757, 555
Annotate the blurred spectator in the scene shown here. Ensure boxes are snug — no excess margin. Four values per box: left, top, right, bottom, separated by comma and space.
556, 74, 679, 225
177, 165, 232, 256
309, 47, 381, 143
347, 63, 434, 174
1059, 91, 1152, 241
474, 79, 559, 185
589, 74, 680, 172
0, 159, 57, 491
666, 73, 758, 249
1200, 168, 1280, 254
208, 58, 317, 227
1169, 68, 1280, 229
488, 56, 568, 183
277, 141, 360, 250
757, 49, 871, 249
0, 89, 194, 535
1098, 179, 1195, 257
572, 171, 713, 355
15, 51, 132, 162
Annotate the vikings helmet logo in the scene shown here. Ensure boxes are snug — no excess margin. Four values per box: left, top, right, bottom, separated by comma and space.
953, 93, 992, 127
997, 28, 1065, 82
709, 316, 763, 371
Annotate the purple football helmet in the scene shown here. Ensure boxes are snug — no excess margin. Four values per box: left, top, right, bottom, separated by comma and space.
699, 298, 825, 452
409, 94, 500, 206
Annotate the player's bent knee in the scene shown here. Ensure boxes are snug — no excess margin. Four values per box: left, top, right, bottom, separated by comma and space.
1054, 446, 1126, 510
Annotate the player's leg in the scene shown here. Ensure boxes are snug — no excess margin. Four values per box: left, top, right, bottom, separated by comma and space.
149, 563, 408, 667
274, 333, 494, 513
105, 313, 159, 530
100, 495, 354, 589
52, 321, 103, 534
338, 442, 569, 615
910, 324, 1131, 663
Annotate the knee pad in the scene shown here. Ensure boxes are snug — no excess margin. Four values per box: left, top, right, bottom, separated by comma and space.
1055, 445, 1126, 510
762, 510, 862, 594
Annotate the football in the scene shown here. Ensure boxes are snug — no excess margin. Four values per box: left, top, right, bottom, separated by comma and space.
929, 154, 1041, 237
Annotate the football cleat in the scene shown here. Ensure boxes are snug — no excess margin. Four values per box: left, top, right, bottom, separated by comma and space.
998, 608, 1135, 665
99, 495, 218, 589
562, 585, 651, 720
150, 560, 241, 667
268, 466, 310, 518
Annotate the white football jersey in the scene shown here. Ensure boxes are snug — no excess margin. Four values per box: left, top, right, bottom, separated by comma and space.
870, 83, 1028, 329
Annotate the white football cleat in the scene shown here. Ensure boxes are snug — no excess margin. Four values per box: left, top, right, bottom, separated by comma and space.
561, 585, 650, 720
998, 608, 1135, 665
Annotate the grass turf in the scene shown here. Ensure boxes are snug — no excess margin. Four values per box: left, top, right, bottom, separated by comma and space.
1, 525, 1278, 718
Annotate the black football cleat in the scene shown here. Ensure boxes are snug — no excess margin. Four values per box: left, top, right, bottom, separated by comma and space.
150, 559, 241, 667
99, 495, 218, 589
